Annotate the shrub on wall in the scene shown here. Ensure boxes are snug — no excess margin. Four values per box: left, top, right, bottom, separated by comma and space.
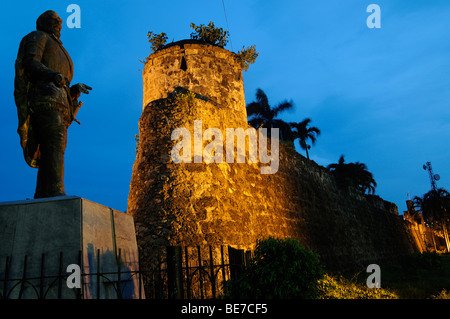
223, 237, 324, 299
147, 21, 258, 71
148, 31, 168, 52
190, 21, 229, 47
235, 45, 259, 71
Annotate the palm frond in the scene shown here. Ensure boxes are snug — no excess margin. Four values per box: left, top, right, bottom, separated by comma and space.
255, 88, 269, 110
272, 100, 294, 117
246, 101, 264, 117
248, 117, 265, 129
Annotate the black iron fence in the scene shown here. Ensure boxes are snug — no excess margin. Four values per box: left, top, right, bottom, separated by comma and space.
0, 245, 252, 299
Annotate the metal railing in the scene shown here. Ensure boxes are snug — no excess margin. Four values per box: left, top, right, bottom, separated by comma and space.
0, 245, 251, 299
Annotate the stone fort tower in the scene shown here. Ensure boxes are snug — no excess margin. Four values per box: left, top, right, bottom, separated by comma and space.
127, 40, 262, 264
127, 39, 414, 273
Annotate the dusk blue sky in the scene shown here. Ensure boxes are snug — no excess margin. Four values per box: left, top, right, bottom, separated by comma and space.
1, 0, 449, 215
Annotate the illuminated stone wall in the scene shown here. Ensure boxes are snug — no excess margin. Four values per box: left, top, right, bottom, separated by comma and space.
128, 41, 414, 273
142, 39, 247, 119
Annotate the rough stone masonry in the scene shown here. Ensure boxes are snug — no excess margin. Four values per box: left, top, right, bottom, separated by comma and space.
127, 40, 415, 274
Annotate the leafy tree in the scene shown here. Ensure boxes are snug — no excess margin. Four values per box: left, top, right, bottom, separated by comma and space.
289, 118, 320, 160
246, 89, 294, 141
413, 188, 450, 252
223, 237, 323, 299
190, 21, 229, 47
235, 45, 259, 71
147, 32, 168, 52
327, 155, 377, 194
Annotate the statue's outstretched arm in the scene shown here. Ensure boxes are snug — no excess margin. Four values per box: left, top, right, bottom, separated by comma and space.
70, 83, 92, 122
70, 83, 92, 101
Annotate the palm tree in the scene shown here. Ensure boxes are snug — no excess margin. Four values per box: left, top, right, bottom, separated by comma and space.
413, 188, 450, 252
327, 155, 377, 194
327, 155, 352, 190
246, 88, 294, 141
289, 118, 320, 160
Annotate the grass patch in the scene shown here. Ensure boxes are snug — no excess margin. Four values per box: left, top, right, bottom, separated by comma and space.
318, 273, 398, 299
348, 253, 450, 299
380, 253, 450, 299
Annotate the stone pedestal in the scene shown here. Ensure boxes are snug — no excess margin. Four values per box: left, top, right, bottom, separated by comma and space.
0, 196, 142, 299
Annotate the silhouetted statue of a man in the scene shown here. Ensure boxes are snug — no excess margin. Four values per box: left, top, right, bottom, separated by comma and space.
14, 10, 92, 198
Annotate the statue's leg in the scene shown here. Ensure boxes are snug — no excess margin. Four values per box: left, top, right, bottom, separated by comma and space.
33, 110, 68, 198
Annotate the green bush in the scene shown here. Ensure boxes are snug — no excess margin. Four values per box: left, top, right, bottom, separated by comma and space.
235, 45, 259, 71
190, 21, 229, 47
147, 31, 168, 52
223, 237, 323, 299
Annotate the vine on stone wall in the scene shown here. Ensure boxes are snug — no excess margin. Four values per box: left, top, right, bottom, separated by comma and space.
174, 91, 197, 108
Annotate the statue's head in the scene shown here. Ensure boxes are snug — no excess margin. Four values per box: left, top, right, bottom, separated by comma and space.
36, 10, 63, 39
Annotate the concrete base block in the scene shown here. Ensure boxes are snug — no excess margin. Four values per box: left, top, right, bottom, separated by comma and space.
0, 196, 142, 299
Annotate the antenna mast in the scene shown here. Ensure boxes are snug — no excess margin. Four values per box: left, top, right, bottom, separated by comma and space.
423, 161, 440, 191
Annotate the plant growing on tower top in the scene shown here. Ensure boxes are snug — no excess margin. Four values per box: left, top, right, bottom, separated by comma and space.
147, 31, 168, 52
147, 22, 258, 71
190, 21, 229, 47
236, 45, 259, 71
